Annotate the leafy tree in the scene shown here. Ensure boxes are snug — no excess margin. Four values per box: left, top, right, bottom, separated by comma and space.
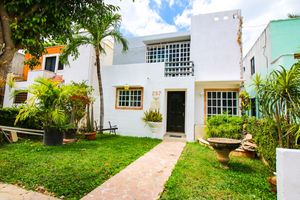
61, 4, 128, 130
0, 0, 113, 87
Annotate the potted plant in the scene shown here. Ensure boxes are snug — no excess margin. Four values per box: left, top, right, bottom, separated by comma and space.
15, 78, 68, 146
142, 109, 163, 133
63, 82, 93, 139
205, 115, 243, 169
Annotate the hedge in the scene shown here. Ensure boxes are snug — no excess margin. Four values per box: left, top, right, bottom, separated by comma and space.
205, 115, 244, 140
0, 107, 42, 129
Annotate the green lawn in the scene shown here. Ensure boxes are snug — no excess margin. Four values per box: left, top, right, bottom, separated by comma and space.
0, 135, 160, 199
160, 143, 276, 200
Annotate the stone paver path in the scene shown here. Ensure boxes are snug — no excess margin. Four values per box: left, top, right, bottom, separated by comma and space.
82, 141, 186, 200
0, 183, 59, 200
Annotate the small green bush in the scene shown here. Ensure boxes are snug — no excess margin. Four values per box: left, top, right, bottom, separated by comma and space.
246, 117, 300, 172
0, 107, 42, 129
245, 117, 277, 171
142, 109, 163, 122
205, 115, 244, 139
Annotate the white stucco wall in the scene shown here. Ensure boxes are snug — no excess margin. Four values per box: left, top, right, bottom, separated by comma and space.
243, 26, 272, 92
101, 63, 195, 141
277, 148, 300, 200
191, 10, 242, 82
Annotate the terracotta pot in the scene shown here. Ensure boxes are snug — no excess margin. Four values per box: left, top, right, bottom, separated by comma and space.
64, 128, 77, 139
207, 137, 241, 169
268, 175, 277, 192
85, 132, 96, 140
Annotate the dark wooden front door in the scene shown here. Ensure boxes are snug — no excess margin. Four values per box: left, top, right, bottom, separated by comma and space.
167, 91, 185, 132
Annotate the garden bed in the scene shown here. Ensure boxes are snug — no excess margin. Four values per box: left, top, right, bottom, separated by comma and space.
160, 143, 276, 200
0, 135, 160, 199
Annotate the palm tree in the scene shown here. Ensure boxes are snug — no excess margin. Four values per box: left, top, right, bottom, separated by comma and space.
288, 13, 300, 18
61, 3, 128, 130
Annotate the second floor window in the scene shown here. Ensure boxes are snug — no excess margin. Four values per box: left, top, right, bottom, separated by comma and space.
45, 56, 56, 72
146, 41, 190, 66
250, 57, 255, 75
44, 55, 64, 72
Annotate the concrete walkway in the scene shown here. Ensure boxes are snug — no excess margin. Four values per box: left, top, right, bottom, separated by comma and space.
82, 141, 186, 200
0, 183, 59, 200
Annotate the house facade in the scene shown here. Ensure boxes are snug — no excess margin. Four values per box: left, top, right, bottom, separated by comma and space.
102, 10, 242, 141
3, 10, 243, 142
243, 17, 300, 117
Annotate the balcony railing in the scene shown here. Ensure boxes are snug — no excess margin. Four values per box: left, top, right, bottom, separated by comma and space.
164, 61, 194, 77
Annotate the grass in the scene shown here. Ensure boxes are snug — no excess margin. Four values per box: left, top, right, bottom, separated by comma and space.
0, 134, 160, 199
160, 143, 276, 200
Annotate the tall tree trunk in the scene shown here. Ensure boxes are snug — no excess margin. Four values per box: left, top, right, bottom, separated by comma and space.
95, 48, 104, 130
0, 2, 17, 106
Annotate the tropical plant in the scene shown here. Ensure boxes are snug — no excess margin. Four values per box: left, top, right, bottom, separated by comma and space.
239, 91, 250, 115
142, 109, 163, 123
205, 115, 244, 139
62, 81, 93, 130
60, 3, 128, 130
252, 62, 300, 147
15, 78, 68, 130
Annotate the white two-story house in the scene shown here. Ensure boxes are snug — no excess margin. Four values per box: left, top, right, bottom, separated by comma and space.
101, 10, 243, 141
3, 10, 243, 142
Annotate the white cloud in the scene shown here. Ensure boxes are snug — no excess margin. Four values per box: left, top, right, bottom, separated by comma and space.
174, 0, 300, 54
105, 0, 177, 36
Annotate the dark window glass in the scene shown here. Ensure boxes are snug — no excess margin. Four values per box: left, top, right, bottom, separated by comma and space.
58, 57, 64, 70
45, 56, 56, 72
250, 57, 255, 75
251, 98, 256, 117
14, 91, 28, 104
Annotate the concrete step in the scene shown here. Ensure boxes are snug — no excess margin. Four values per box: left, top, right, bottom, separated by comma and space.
163, 133, 186, 142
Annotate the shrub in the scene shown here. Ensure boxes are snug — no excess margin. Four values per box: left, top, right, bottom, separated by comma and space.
205, 115, 244, 139
246, 117, 300, 172
142, 109, 163, 122
0, 107, 41, 129
245, 117, 277, 171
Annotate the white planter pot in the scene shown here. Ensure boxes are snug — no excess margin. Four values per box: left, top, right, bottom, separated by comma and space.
147, 122, 162, 133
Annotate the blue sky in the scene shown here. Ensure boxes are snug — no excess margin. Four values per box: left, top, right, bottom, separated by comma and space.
149, 0, 190, 30
107, 0, 300, 53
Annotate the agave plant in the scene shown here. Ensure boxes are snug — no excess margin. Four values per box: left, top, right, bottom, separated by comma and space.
142, 109, 163, 123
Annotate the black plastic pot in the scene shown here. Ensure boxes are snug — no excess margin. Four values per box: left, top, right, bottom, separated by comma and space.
64, 128, 77, 139
44, 127, 63, 146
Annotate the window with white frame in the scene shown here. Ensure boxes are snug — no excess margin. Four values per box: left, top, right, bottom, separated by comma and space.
206, 91, 238, 117
146, 41, 190, 66
116, 88, 143, 109
44, 55, 64, 72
